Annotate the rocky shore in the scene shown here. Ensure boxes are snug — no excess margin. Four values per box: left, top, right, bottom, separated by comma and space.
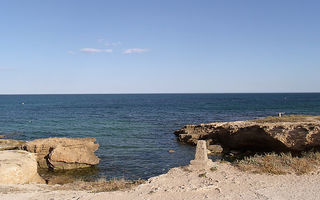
0, 137, 100, 184
2, 115, 320, 199
1, 140, 320, 200
174, 115, 320, 154
22, 137, 100, 170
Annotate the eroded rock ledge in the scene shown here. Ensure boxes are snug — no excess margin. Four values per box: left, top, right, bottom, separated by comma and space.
174, 116, 320, 153
22, 137, 100, 170
0, 137, 100, 185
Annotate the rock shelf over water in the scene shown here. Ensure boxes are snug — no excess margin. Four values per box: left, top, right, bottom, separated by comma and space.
0, 137, 100, 185
22, 137, 100, 170
174, 115, 320, 153
0, 139, 25, 151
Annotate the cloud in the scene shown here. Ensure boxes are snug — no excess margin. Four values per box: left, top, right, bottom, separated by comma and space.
80, 48, 113, 53
67, 50, 75, 55
98, 39, 121, 47
105, 41, 121, 47
123, 48, 149, 54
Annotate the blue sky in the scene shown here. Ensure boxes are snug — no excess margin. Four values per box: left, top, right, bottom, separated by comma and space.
0, 0, 319, 94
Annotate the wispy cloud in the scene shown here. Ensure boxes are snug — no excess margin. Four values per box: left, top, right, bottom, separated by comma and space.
97, 38, 105, 43
105, 41, 121, 47
98, 39, 121, 47
123, 48, 149, 54
67, 50, 76, 55
80, 48, 113, 53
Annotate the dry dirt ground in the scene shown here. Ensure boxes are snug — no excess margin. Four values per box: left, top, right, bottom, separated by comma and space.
1, 161, 320, 200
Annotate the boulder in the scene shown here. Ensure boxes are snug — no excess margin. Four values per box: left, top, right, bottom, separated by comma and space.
0, 139, 26, 151
0, 150, 45, 184
22, 137, 100, 170
174, 116, 320, 153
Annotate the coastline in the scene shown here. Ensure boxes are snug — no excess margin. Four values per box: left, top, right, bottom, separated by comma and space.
2, 93, 320, 180
1, 161, 320, 200
2, 115, 320, 199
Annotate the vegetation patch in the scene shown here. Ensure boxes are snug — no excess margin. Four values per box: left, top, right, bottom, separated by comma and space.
53, 178, 145, 193
210, 166, 217, 172
235, 151, 320, 175
198, 172, 207, 178
253, 115, 320, 123
179, 166, 192, 172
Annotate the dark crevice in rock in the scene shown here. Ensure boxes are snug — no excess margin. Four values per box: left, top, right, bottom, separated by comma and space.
215, 126, 290, 153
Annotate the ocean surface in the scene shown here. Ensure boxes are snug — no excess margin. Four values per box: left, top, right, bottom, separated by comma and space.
1, 93, 320, 180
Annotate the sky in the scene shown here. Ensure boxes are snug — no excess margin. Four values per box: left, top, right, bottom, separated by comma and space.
0, 0, 319, 94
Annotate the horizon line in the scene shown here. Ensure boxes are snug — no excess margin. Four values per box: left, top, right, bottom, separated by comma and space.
0, 92, 319, 95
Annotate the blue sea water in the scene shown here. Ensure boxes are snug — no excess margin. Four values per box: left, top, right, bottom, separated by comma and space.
1, 93, 320, 180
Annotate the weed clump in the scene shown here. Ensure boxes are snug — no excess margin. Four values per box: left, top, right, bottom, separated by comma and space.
210, 167, 217, 172
198, 172, 207, 178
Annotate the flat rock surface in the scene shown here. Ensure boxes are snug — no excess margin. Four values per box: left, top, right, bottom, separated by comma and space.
0, 139, 25, 151
1, 162, 320, 200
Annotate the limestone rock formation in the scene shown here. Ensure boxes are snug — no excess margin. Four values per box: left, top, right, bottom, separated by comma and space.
175, 116, 320, 153
208, 144, 223, 154
22, 137, 100, 170
0, 150, 45, 184
0, 139, 26, 151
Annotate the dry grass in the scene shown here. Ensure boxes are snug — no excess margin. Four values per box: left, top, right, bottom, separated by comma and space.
235, 152, 320, 175
179, 166, 192, 172
253, 115, 320, 123
198, 172, 207, 178
54, 178, 145, 193
210, 166, 218, 172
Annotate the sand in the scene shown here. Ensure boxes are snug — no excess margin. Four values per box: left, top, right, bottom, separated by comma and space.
1, 162, 320, 200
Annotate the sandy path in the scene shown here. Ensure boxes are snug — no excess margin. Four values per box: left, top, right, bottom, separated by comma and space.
1, 162, 320, 200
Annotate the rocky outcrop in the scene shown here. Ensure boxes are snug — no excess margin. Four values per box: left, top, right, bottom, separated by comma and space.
0, 139, 26, 151
175, 119, 320, 153
22, 137, 100, 170
0, 150, 45, 184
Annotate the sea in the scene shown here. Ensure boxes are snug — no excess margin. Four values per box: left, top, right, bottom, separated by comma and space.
1, 93, 320, 180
